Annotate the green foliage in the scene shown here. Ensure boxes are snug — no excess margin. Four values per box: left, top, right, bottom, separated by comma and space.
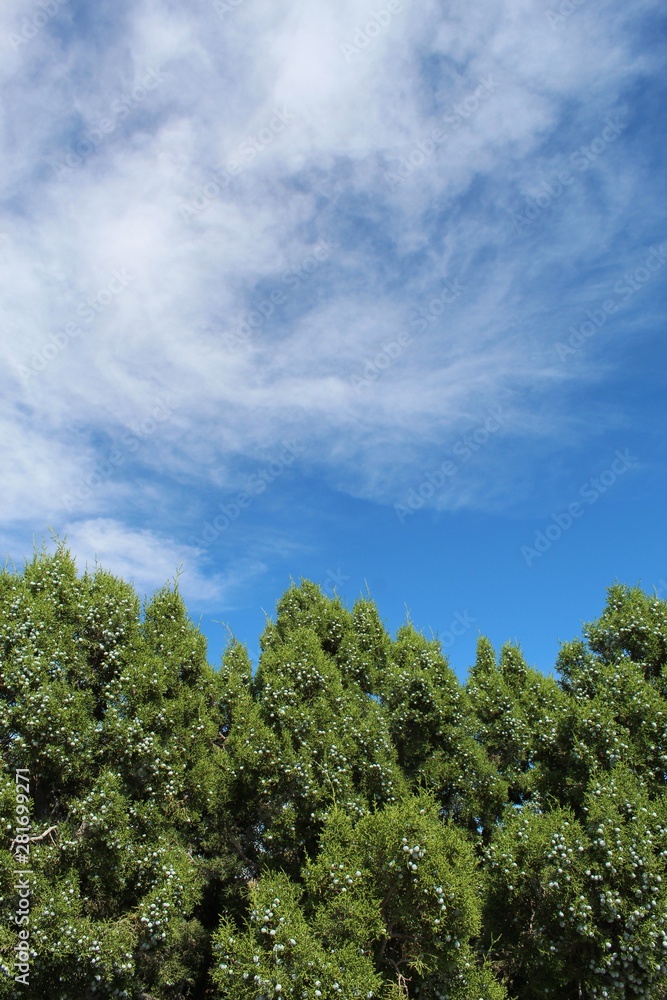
0, 545, 225, 998
304, 797, 506, 998
0, 553, 665, 998
582, 584, 667, 683
483, 769, 667, 998
211, 871, 384, 998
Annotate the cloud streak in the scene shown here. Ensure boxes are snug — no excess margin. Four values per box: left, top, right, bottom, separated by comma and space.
0, 0, 664, 603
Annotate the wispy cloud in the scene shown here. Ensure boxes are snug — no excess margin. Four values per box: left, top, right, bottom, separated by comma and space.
60, 518, 266, 606
0, 0, 664, 601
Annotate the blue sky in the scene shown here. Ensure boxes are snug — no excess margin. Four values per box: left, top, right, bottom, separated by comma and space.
1, 0, 665, 679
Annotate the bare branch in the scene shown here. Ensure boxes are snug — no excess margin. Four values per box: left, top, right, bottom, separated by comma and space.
10, 825, 57, 851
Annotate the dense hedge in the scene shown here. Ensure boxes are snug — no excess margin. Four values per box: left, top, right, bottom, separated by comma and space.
1, 545, 666, 998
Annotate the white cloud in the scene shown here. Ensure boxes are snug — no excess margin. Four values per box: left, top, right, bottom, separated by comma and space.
0, 0, 662, 573
60, 517, 265, 606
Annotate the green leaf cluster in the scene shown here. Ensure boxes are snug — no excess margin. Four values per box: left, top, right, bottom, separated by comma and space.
0, 549, 665, 999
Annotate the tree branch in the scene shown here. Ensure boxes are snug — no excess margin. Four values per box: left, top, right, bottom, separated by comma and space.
10, 825, 57, 851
